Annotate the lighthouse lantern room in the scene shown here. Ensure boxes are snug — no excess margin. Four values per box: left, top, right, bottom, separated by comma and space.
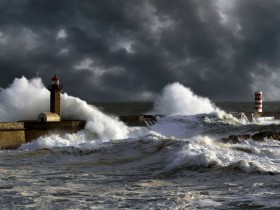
52, 74, 60, 85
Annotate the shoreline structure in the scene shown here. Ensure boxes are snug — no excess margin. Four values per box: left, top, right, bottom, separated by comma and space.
0, 75, 157, 149
1, 76, 276, 149
0, 75, 86, 149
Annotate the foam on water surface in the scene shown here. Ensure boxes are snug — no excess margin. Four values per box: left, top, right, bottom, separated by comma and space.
2, 77, 280, 175
163, 136, 280, 174
3, 79, 280, 209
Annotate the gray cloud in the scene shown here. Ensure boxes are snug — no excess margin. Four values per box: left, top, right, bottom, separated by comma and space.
0, 0, 280, 101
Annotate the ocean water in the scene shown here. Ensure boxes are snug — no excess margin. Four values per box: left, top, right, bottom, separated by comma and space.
1, 79, 280, 209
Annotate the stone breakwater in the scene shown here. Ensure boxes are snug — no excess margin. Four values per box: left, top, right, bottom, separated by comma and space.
0, 115, 159, 149
0, 121, 86, 149
0, 122, 25, 149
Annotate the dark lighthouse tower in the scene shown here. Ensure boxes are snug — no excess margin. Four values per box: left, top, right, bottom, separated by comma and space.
48, 75, 63, 117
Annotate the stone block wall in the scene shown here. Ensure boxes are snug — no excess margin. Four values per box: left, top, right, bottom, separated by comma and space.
0, 120, 86, 149
0, 122, 25, 149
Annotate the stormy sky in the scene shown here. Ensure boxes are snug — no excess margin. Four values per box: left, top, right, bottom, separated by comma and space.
0, 0, 280, 102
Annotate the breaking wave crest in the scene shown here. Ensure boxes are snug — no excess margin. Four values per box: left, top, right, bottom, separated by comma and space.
0, 77, 133, 141
151, 82, 216, 115
162, 136, 280, 174
2, 77, 280, 174
150, 82, 239, 124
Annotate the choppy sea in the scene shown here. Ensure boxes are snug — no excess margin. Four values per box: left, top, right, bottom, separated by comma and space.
1, 79, 280, 209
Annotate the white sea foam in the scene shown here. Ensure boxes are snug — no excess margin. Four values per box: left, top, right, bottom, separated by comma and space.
150, 82, 240, 126
164, 136, 280, 173
5, 78, 238, 151
0, 77, 49, 121
61, 93, 130, 140
0, 77, 133, 142
19, 131, 103, 150
151, 82, 216, 115
150, 115, 204, 138
4, 77, 280, 175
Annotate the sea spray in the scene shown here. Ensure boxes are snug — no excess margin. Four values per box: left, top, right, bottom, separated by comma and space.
0, 76, 132, 141
8, 77, 280, 175
152, 82, 216, 115
0, 77, 49, 121
61, 93, 130, 140
151, 82, 241, 126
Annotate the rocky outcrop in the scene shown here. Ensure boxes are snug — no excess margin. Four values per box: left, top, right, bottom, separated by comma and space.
221, 131, 280, 143
119, 115, 159, 126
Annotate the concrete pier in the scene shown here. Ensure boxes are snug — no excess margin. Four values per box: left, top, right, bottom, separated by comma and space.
0, 120, 86, 149
233, 112, 280, 122
0, 122, 25, 149
119, 115, 159, 126
0, 115, 160, 149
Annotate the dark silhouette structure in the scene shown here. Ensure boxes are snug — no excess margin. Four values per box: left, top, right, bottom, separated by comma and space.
48, 75, 63, 117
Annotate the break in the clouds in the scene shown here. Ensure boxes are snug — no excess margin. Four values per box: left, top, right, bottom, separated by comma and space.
0, 0, 280, 101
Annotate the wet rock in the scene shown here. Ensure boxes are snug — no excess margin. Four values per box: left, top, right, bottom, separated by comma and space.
252, 131, 280, 141
222, 131, 280, 143
222, 134, 251, 143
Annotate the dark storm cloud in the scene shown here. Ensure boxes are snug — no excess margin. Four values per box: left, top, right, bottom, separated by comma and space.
0, 0, 280, 101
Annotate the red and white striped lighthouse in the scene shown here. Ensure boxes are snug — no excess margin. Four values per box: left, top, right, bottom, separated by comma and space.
254, 91, 262, 113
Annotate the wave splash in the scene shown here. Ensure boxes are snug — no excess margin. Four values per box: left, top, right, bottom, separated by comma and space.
0, 79, 235, 145
2, 77, 280, 174
0, 76, 133, 142
0, 77, 49, 121
151, 82, 216, 115
150, 82, 239, 124
163, 136, 280, 174
1, 78, 238, 151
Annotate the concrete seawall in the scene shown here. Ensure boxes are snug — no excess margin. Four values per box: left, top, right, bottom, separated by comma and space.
0, 121, 86, 149
0, 115, 160, 149
232, 112, 280, 122
0, 122, 25, 149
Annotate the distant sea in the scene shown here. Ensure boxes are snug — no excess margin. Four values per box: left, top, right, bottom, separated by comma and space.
94, 101, 280, 116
